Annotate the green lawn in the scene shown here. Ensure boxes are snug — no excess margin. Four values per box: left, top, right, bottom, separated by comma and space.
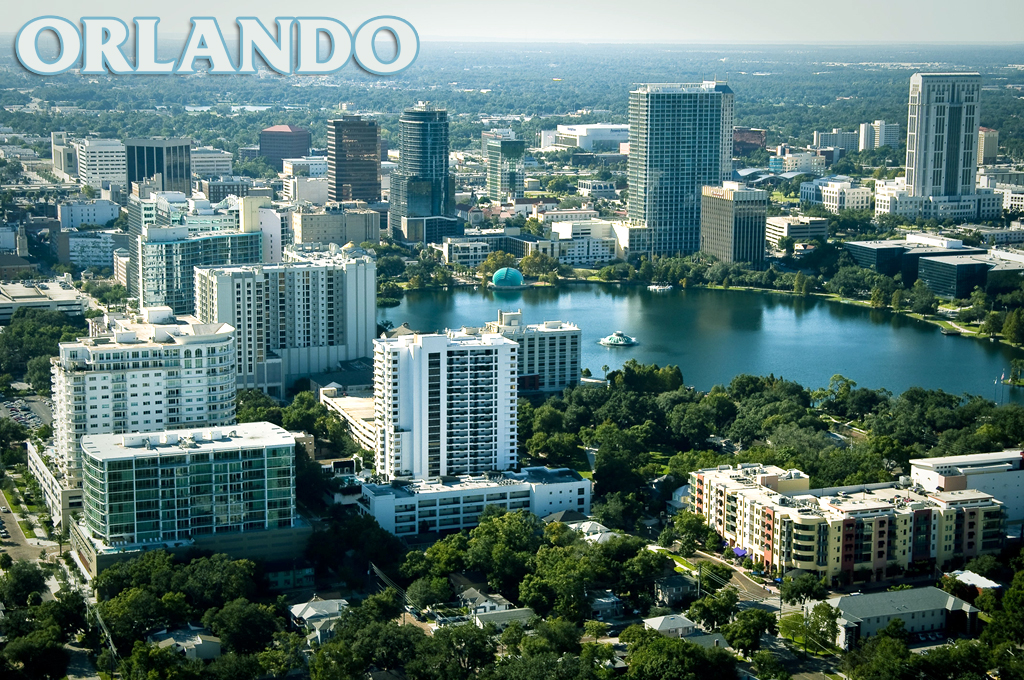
18, 520, 35, 538
2, 488, 19, 510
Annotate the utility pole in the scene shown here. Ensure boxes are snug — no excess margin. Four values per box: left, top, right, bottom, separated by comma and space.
697, 562, 702, 598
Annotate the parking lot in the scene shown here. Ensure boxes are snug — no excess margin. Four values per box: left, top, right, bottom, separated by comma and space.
2, 396, 51, 429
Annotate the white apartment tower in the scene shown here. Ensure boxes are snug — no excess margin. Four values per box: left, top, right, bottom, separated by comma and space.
47, 307, 236, 524
626, 82, 734, 256
906, 73, 981, 199
374, 330, 518, 480
194, 246, 377, 398
485, 309, 581, 393
73, 138, 128, 188
858, 120, 901, 151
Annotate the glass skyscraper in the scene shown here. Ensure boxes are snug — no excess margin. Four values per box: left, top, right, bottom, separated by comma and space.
627, 82, 734, 256
388, 103, 458, 244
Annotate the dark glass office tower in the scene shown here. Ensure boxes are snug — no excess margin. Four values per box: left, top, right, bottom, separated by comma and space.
126, 138, 192, 194
389, 103, 458, 244
259, 125, 311, 171
327, 116, 381, 202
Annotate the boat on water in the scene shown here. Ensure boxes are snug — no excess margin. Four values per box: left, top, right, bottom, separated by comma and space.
648, 284, 673, 292
599, 331, 638, 347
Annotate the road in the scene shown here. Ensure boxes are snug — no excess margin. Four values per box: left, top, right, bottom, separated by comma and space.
0, 503, 56, 563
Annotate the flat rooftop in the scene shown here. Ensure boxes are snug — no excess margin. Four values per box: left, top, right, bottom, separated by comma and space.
910, 450, 1023, 468
81, 422, 294, 461
363, 466, 585, 499
923, 254, 1024, 272
0, 281, 84, 303
844, 240, 910, 250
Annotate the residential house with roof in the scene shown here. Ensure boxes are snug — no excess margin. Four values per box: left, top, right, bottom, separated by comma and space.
809, 586, 978, 650
149, 626, 222, 660
644, 614, 698, 638
290, 596, 350, 645
459, 588, 512, 616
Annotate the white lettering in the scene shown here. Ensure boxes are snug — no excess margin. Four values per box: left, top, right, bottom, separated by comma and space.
81, 18, 133, 74
176, 18, 236, 74
135, 18, 175, 73
237, 18, 294, 75
16, 17, 81, 75
353, 17, 419, 76
13, 16, 421, 76
296, 18, 352, 74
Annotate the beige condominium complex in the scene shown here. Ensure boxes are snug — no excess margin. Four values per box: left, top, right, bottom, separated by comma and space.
690, 464, 1004, 585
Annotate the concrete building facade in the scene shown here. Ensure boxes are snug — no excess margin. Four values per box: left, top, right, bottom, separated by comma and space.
360, 467, 591, 535
45, 308, 236, 526
73, 138, 127, 188
690, 463, 1005, 585
859, 120, 901, 151
292, 203, 381, 245
190, 147, 233, 178
58, 200, 121, 229
765, 216, 829, 248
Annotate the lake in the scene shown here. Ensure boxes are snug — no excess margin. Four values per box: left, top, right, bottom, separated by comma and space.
378, 284, 1024, 402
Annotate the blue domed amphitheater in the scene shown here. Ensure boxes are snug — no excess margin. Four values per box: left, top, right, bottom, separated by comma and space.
491, 267, 524, 287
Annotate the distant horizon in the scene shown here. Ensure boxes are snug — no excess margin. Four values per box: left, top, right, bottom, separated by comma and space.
2, 33, 1023, 47
3, 0, 1023, 45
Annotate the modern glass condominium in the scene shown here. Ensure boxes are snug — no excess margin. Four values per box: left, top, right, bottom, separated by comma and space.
80, 423, 295, 545
627, 82, 735, 256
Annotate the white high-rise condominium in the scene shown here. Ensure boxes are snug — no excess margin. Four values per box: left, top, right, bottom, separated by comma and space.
45, 307, 236, 525
626, 82, 734, 256
194, 244, 377, 398
374, 330, 518, 480
906, 73, 981, 199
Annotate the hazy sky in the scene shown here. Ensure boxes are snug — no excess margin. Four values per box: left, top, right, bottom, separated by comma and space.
7, 0, 1024, 44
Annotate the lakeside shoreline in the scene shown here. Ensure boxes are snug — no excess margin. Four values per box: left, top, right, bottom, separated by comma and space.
401, 277, 1024, 355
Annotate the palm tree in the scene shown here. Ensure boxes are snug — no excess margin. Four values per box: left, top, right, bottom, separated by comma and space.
601, 364, 610, 380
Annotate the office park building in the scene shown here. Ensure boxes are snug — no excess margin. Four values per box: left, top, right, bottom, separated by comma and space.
699, 182, 768, 266
34, 308, 236, 527
69, 423, 298, 577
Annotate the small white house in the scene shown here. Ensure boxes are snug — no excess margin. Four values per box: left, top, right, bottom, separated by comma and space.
644, 614, 697, 638
460, 588, 512, 616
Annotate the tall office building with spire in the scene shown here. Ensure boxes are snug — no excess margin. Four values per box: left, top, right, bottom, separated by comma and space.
388, 103, 458, 244
876, 73, 1001, 222
906, 73, 981, 199
327, 116, 381, 203
624, 82, 734, 257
